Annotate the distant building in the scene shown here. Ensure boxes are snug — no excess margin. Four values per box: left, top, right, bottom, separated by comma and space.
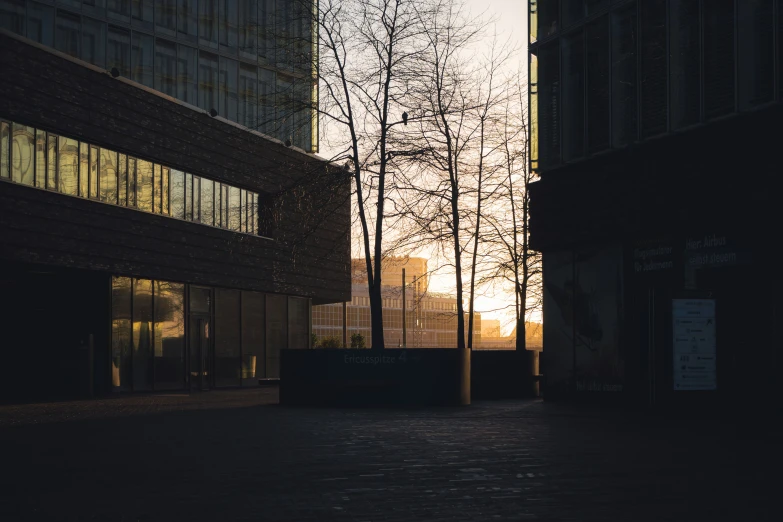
313, 257, 480, 348
475, 320, 542, 350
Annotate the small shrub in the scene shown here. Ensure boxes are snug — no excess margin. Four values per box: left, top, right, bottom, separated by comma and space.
350, 332, 366, 349
320, 336, 342, 349
310, 332, 318, 349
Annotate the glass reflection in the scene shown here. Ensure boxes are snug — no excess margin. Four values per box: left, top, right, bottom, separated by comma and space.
200, 178, 214, 225
58, 136, 79, 196
215, 288, 241, 387
185, 172, 193, 219
35, 129, 46, 188
241, 291, 265, 383
79, 142, 89, 197
229, 185, 240, 231
111, 276, 132, 390
265, 294, 287, 378
11, 123, 35, 186
154, 281, 185, 389
118, 153, 127, 204
47, 134, 57, 191
127, 156, 137, 207
170, 169, 185, 218
162, 167, 170, 215
132, 278, 153, 391
153, 164, 162, 213
89, 145, 98, 198
100, 148, 118, 203
0, 121, 9, 178
136, 159, 153, 212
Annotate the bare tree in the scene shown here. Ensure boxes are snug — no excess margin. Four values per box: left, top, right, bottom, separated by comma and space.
314, 0, 429, 349
482, 77, 542, 350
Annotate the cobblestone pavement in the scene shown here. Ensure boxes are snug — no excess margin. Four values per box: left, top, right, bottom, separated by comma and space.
1, 389, 779, 522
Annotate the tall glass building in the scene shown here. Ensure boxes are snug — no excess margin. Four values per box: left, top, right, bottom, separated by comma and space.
528, 0, 783, 408
0, 0, 317, 151
0, 1, 350, 402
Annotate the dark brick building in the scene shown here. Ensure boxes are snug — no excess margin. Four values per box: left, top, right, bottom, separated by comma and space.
528, 0, 782, 407
0, 2, 349, 401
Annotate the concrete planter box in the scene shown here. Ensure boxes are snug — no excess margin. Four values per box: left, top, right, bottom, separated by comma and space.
280, 348, 539, 406
280, 348, 469, 406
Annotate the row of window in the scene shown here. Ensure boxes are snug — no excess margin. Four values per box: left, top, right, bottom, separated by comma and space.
0, 119, 263, 235
0, 0, 317, 151
531, 0, 783, 171
348, 295, 459, 311
1, 0, 312, 68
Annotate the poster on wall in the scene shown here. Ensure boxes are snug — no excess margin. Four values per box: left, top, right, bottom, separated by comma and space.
672, 299, 716, 391
542, 247, 625, 396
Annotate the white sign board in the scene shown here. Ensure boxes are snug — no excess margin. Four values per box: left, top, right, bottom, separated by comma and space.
672, 299, 716, 391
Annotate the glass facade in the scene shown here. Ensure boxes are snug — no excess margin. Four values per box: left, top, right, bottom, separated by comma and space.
110, 276, 306, 390
0, 117, 263, 236
0, 0, 318, 151
530, 0, 783, 172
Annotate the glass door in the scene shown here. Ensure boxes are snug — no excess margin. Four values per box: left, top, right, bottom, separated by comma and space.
189, 314, 211, 391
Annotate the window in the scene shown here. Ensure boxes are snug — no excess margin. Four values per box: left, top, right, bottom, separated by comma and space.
35, 129, 46, 188
82, 17, 106, 67
185, 172, 193, 219
127, 156, 137, 207
537, 41, 560, 168
111, 276, 132, 390
259, 68, 276, 135
118, 153, 127, 204
108, 0, 131, 22
200, 0, 219, 49
640, 0, 667, 137
43, 134, 57, 191
241, 291, 265, 384
239, 65, 258, 128
293, 81, 312, 150
277, 75, 294, 143
586, 17, 610, 152
192, 176, 201, 220
538, 0, 559, 38
239, 189, 247, 231
611, 4, 638, 148
220, 0, 238, 52
562, 30, 585, 161
79, 142, 89, 196
215, 289, 241, 387
59, 137, 79, 196
238, 0, 257, 56
219, 57, 239, 122
199, 52, 219, 112
0, 121, 7, 179
55, 10, 80, 59
170, 169, 185, 218
155, 39, 178, 97
562, 0, 585, 28
738, 0, 775, 109
0, 0, 25, 35
99, 148, 118, 203
27, 2, 54, 47
107, 26, 131, 78
131, 0, 153, 30
161, 167, 169, 215
670, 0, 701, 129
153, 164, 162, 213
89, 145, 98, 197
258, 0, 272, 59
200, 178, 214, 225
156, 0, 176, 36
703, 0, 735, 119
131, 31, 154, 88
11, 123, 34, 186
229, 185, 240, 231
153, 281, 185, 390
178, 45, 199, 105
136, 159, 153, 212
178, 0, 197, 41
132, 278, 154, 391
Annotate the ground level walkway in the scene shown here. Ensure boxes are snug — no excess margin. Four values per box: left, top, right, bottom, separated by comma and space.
1, 389, 779, 521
